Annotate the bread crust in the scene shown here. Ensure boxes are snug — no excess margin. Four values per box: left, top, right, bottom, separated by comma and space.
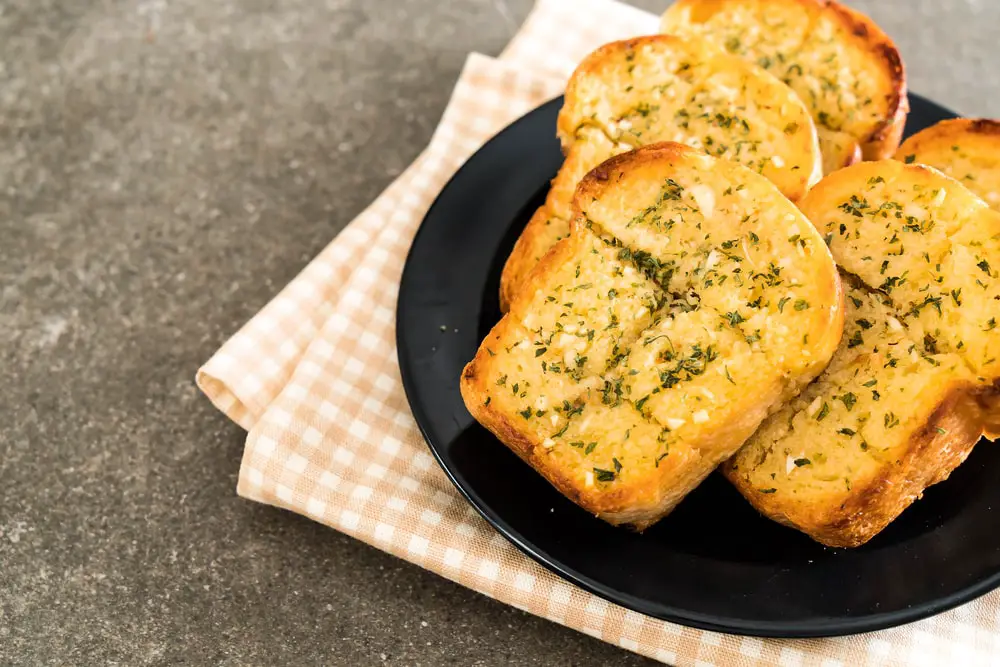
827, 0, 908, 160
498, 206, 564, 313
727, 383, 989, 548
662, 0, 909, 164
726, 158, 1000, 547
465, 236, 603, 514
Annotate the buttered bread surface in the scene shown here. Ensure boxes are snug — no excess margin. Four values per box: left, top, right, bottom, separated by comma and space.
662, 0, 908, 173
897, 119, 1000, 212
463, 143, 842, 530
727, 160, 1000, 547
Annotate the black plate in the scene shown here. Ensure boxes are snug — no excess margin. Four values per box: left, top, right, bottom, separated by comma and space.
396, 94, 1000, 637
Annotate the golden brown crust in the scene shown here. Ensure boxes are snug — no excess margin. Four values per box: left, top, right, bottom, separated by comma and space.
499, 131, 621, 312
498, 207, 564, 313
965, 118, 1000, 136
727, 382, 986, 547
828, 0, 908, 160
463, 240, 595, 511
727, 158, 1000, 547
573, 141, 695, 203
896, 118, 1000, 150
471, 239, 678, 522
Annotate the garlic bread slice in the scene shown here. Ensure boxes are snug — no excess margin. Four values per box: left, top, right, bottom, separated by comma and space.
464, 143, 841, 529
727, 160, 1000, 547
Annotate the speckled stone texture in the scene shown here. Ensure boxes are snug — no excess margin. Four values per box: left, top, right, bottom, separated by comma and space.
1, 0, 996, 664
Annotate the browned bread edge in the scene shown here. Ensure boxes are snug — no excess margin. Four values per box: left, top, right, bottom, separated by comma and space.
725, 382, 992, 548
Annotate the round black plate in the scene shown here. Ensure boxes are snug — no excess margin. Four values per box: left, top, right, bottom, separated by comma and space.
396, 94, 1000, 637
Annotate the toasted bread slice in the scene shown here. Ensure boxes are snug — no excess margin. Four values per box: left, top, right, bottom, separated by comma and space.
463, 143, 842, 529
896, 118, 1000, 211
726, 160, 1000, 547
554, 35, 822, 196
497, 34, 822, 312
662, 0, 908, 170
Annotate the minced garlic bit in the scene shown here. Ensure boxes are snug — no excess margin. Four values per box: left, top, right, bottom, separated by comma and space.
665, 417, 686, 430
807, 396, 823, 417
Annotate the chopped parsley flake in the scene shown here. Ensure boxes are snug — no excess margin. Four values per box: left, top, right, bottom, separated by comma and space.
593, 467, 616, 482
838, 392, 857, 411
724, 311, 745, 326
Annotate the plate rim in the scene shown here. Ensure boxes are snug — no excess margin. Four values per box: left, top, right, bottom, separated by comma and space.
395, 92, 1000, 638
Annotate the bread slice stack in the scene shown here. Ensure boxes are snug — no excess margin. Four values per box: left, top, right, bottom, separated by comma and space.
726, 160, 1000, 546
498, 34, 822, 311
661, 0, 908, 174
462, 0, 999, 546
462, 143, 842, 529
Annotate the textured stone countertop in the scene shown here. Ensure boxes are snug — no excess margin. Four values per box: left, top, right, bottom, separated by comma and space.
2, 0, 997, 664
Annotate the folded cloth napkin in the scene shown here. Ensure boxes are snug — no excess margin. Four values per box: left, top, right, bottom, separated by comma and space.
197, 0, 1000, 663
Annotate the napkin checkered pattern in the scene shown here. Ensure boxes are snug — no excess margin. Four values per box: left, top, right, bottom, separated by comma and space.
197, 0, 1000, 663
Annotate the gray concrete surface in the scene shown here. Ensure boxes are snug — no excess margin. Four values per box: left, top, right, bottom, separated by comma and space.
1, 0, 996, 664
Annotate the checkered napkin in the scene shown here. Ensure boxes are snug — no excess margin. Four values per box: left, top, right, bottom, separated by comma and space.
196, 0, 1000, 663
